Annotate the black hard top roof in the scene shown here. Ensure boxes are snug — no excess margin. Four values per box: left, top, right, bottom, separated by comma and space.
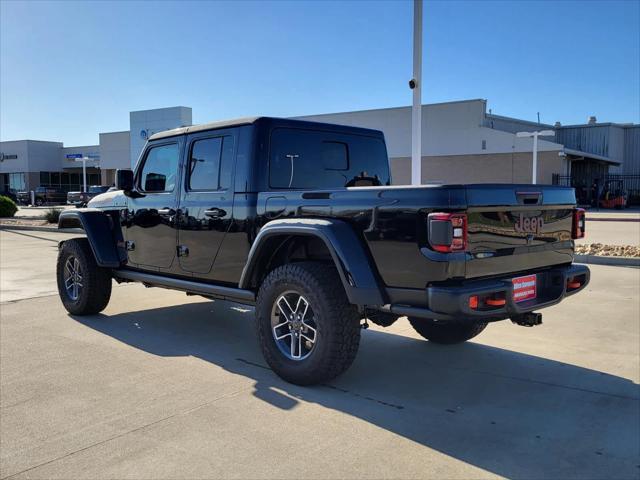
148, 116, 383, 141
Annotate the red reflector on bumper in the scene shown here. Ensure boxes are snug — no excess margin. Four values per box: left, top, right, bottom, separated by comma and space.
469, 295, 478, 309
486, 298, 506, 307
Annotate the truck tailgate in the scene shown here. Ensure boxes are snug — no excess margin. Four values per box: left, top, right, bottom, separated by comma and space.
464, 185, 575, 279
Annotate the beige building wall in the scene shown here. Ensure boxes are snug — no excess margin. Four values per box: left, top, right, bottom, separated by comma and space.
390, 151, 565, 185
101, 169, 116, 186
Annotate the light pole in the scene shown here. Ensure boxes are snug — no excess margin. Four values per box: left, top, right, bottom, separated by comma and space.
516, 130, 555, 184
68, 157, 96, 192
410, 0, 423, 186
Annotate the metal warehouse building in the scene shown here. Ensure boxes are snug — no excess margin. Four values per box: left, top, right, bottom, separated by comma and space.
298, 99, 640, 203
1, 100, 638, 204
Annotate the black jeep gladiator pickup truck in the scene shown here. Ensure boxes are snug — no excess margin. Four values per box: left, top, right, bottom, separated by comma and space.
56, 117, 590, 385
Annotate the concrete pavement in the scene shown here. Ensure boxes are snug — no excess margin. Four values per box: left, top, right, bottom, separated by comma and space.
0, 230, 83, 302
1, 230, 639, 479
586, 209, 640, 221
576, 220, 640, 246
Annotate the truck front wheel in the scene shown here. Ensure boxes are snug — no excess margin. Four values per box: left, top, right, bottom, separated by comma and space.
408, 317, 487, 344
256, 262, 361, 385
56, 238, 112, 315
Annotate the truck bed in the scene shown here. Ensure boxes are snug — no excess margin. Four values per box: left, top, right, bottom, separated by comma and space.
256, 183, 577, 288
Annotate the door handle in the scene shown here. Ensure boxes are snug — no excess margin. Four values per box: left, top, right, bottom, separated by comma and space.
204, 208, 226, 218
157, 208, 176, 217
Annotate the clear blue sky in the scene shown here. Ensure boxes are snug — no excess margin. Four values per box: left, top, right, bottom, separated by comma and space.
1, 0, 638, 146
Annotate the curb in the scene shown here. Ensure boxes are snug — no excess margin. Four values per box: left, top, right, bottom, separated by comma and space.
574, 254, 640, 267
0, 225, 83, 234
586, 217, 640, 223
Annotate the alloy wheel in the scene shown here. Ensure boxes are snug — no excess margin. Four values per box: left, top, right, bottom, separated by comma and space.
270, 290, 318, 361
63, 256, 83, 301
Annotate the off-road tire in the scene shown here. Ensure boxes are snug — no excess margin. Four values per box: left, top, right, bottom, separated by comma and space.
56, 238, 112, 315
408, 317, 487, 344
256, 262, 361, 385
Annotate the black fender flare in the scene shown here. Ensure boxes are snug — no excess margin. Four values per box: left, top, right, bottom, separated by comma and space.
239, 218, 385, 306
58, 209, 124, 268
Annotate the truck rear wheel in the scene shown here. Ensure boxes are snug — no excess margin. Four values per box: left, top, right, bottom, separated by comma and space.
255, 262, 361, 385
56, 238, 112, 315
408, 317, 487, 344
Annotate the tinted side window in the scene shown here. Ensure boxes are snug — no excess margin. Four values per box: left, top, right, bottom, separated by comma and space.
269, 128, 390, 189
270, 130, 316, 189
189, 138, 222, 190
322, 142, 348, 170
140, 143, 179, 192
219, 137, 234, 189
188, 136, 234, 191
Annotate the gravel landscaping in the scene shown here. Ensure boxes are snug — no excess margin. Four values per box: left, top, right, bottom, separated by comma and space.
0, 218, 51, 227
575, 243, 640, 257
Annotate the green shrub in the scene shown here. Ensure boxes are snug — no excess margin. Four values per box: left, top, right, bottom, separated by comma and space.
44, 208, 61, 224
0, 195, 18, 218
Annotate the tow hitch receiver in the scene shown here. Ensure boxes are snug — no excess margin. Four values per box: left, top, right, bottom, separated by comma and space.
511, 312, 543, 327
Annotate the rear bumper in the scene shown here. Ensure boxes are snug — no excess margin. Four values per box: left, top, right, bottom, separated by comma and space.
380, 263, 590, 322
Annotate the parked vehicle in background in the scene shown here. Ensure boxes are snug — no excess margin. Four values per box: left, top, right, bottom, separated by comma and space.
16, 190, 30, 205
599, 179, 628, 209
56, 116, 590, 386
17, 187, 67, 206
67, 185, 110, 208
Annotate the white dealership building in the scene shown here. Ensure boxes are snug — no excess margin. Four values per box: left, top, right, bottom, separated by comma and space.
1, 100, 637, 203
0, 106, 192, 194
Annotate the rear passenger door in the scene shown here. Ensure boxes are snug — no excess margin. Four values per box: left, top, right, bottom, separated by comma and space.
177, 130, 236, 276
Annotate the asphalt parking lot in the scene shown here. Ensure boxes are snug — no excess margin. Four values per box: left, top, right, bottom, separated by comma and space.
1, 229, 639, 479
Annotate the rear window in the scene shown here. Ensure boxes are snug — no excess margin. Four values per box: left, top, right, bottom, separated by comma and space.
269, 128, 390, 189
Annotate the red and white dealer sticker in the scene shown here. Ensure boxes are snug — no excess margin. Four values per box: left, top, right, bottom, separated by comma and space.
512, 274, 537, 302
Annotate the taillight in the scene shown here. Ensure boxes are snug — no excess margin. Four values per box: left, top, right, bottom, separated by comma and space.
572, 208, 585, 239
427, 212, 467, 253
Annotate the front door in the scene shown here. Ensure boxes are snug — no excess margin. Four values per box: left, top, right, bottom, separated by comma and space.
125, 140, 182, 270
177, 131, 236, 276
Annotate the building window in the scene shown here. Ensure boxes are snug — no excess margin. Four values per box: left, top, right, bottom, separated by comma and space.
8, 173, 26, 192
37, 170, 101, 192
482, 140, 487, 150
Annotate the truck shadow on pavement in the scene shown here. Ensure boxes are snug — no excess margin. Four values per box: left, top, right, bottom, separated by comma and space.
72, 299, 640, 479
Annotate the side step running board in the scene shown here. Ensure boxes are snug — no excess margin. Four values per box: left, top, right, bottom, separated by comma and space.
113, 269, 256, 304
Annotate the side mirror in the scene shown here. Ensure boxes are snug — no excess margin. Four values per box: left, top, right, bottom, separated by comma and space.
116, 169, 134, 194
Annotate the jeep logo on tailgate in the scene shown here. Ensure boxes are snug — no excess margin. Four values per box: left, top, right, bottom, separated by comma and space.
515, 213, 544, 234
